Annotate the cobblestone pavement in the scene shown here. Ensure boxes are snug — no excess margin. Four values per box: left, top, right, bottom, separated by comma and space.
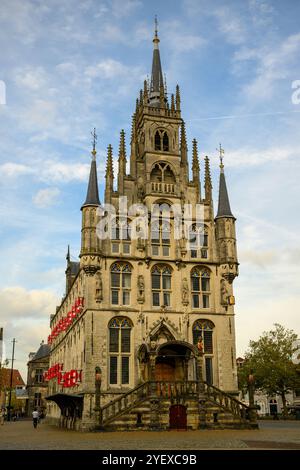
0, 420, 300, 450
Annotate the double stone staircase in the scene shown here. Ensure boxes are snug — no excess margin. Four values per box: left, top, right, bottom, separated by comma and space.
99, 380, 256, 431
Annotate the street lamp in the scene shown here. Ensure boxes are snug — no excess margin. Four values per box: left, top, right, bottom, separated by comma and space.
247, 369, 258, 427
94, 366, 102, 428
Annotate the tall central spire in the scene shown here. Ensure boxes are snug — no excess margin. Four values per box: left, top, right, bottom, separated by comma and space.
149, 16, 165, 106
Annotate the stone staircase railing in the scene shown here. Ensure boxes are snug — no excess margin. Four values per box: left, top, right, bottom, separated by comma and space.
101, 381, 151, 425
101, 380, 251, 426
204, 382, 249, 421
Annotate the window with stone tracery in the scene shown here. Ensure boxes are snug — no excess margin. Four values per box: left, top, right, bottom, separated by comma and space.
192, 319, 214, 385
151, 264, 172, 307
188, 224, 208, 259
191, 267, 211, 308
110, 262, 132, 306
108, 317, 132, 385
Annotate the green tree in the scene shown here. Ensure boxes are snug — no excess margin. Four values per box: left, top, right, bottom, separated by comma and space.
238, 324, 300, 417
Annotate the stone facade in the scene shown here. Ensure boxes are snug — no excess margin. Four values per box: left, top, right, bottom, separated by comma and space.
46, 26, 250, 431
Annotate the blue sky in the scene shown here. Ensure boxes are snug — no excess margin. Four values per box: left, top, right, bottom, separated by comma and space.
0, 0, 300, 379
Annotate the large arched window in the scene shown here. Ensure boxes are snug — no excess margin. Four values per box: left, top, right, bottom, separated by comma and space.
188, 224, 208, 259
111, 262, 132, 306
108, 317, 132, 385
151, 264, 172, 307
191, 268, 211, 308
192, 319, 214, 385
154, 130, 169, 152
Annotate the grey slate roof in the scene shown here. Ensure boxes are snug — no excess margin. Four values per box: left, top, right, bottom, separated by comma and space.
31, 343, 50, 361
150, 48, 164, 93
215, 170, 234, 219
82, 159, 100, 207
69, 261, 80, 276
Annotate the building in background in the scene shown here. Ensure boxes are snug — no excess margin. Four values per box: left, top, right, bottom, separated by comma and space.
0, 367, 26, 414
26, 341, 50, 416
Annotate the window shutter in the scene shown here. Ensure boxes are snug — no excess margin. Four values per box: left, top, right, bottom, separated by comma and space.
121, 328, 130, 353
121, 357, 129, 384
110, 357, 118, 384
204, 330, 213, 353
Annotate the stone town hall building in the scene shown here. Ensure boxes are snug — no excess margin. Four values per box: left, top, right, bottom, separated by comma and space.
46, 26, 254, 431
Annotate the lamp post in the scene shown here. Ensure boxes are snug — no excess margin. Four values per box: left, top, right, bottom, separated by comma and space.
197, 336, 206, 429
247, 370, 258, 427
94, 366, 102, 429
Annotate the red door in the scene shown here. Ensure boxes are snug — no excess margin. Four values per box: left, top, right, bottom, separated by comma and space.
169, 405, 187, 430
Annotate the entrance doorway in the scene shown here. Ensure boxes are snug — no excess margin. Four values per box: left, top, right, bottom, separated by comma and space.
169, 404, 187, 429
155, 357, 176, 381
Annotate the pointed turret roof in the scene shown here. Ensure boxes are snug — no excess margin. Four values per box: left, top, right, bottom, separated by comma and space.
82, 155, 100, 207
216, 159, 234, 219
149, 17, 165, 106
82, 131, 100, 208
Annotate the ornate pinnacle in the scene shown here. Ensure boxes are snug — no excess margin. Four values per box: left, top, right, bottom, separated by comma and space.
192, 139, 199, 171
176, 84, 181, 111
204, 156, 212, 200
171, 93, 175, 111
106, 144, 114, 177
143, 79, 148, 101
119, 130, 126, 161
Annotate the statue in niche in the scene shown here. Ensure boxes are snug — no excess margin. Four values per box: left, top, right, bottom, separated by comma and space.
181, 277, 189, 305
220, 278, 229, 306
137, 275, 145, 302
137, 177, 145, 202
95, 271, 103, 303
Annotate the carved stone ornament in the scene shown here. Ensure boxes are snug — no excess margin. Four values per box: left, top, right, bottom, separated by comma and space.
137, 274, 145, 303
181, 277, 189, 305
95, 270, 103, 303
220, 278, 229, 306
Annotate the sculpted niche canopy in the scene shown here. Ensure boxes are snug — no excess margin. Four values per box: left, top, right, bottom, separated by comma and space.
45, 20, 256, 431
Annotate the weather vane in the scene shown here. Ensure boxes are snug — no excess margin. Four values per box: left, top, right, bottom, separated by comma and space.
91, 128, 97, 157
155, 15, 158, 37
217, 143, 225, 168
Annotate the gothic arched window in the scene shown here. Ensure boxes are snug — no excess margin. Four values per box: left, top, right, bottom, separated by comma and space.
189, 224, 208, 259
155, 131, 161, 150
163, 132, 169, 151
154, 130, 169, 152
108, 317, 132, 385
111, 262, 132, 306
191, 268, 211, 308
192, 319, 214, 384
151, 264, 172, 307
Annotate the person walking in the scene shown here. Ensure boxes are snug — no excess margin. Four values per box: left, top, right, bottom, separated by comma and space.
32, 409, 39, 428
0, 409, 5, 425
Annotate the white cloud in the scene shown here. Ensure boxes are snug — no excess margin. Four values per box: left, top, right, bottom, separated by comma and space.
0, 160, 90, 183
0, 162, 34, 177
222, 145, 298, 167
0, 286, 57, 320
234, 33, 300, 100
33, 187, 60, 208
14, 66, 48, 91
85, 59, 130, 79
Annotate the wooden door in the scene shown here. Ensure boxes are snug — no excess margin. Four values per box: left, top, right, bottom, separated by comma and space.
169, 405, 187, 430
155, 362, 175, 381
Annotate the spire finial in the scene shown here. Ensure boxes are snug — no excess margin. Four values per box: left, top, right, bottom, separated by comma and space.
66, 244, 70, 262
91, 127, 97, 160
217, 143, 225, 170
153, 15, 160, 47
